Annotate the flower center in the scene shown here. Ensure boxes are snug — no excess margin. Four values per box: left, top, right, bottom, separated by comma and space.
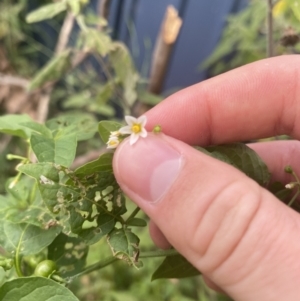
131, 124, 141, 134
109, 140, 118, 146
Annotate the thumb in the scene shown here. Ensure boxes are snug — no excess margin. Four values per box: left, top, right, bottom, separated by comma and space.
113, 133, 300, 300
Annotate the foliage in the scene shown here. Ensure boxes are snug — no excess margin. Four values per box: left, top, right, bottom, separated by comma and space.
1, 110, 297, 300
0, 1, 299, 301
202, 0, 300, 75
0, 277, 79, 301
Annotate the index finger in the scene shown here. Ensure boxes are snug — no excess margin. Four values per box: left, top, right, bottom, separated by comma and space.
145, 55, 300, 145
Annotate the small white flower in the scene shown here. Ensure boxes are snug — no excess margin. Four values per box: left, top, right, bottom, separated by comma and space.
110, 131, 120, 137
119, 115, 147, 145
107, 136, 120, 149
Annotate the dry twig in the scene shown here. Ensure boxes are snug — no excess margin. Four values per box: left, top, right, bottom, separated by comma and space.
55, 12, 75, 54
133, 5, 182, 116
98, 0, 111, 20
36, 11, 76, 124
0, 73, 29, 88
148, 5, 182, 94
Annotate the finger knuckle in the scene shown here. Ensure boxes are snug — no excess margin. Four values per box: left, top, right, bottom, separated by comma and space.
187, 179, 262, 274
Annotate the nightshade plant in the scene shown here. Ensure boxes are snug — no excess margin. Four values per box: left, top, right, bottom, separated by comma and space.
0, 112, 299, 301
0, 1, 300, 300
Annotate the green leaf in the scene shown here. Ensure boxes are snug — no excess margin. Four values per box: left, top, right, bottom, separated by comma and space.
0, 220, 61, 256
0, 277, 79, 301
26, 2, 67, 23
110, 42, 139, 106
5, 177, 32, 204
17, 163, 60, 183
152, 254, 200, 280
198, 143, 270, 186
126, 218, 147, 227
48, 233, 88, 277
138, 90, 163, 106
98, 120, 123, 144
0, 114, 33, 138
38, 183, 81, 213
18, 160, 122, 243
107, 228, 140, 266
21, 122, 52, 138
6, 200, 56, 228
85, 14, 108, 27
110, 191, 127, 216
288, 0, 300, 22
0, 195, 19, 222
29, 49, 71, 91
110, 42, 135, 83
88, 104, 115, 117
96, 81, 114, 104
0, 268, 6, 286
66, 0, 81, 16
62, 91, 91, 109
6, 187, 55, 228
78, 212, 116, 245
17, 162, 63, 212
30, 133, 77, 167
269, 181, 293, 203
83, 29, 113, 56
46, 113, 97, 141
74, 153, 113, 175
200, 1, 266, 75
2, 178, 55, 228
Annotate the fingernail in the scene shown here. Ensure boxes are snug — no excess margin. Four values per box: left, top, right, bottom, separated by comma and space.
113, 134, 182, 203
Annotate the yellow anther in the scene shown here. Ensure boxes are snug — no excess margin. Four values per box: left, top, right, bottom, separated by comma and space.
131, 124, 141, 133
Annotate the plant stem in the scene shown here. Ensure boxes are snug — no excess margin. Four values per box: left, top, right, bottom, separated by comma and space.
139, 249, 179, 258
288, 189, 300, 207
76, 14, 89, 32
14, 257, 23, 277
55, 12, 75, 54
14, 246, 24, 277
126, 206, 140, 223
292, 171, 300, 184
29, 182, 38, 205
68, 249, 179, 280
6, 154, 28, 161
267, 0, 274, 57
94, 54, 131, 112
69, 256, 118, 280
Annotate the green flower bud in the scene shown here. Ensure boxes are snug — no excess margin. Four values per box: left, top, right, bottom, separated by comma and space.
153, 125, 162, 133
285, 165, 293, 174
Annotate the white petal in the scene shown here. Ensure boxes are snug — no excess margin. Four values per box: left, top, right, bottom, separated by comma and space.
125, 116, 137, 126
119, 125, 132, 134
130, 133, 139, 145
138, 115, 147, 127
108, 136, 118, 142
110, 131, 120, 137
140, 128, 147, 138
106, 137, 119, 149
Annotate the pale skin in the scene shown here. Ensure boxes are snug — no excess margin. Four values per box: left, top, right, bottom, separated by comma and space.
113, 55, 300, 300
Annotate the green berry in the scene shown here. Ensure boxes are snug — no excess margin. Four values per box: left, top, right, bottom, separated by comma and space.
34, 260, 57, 278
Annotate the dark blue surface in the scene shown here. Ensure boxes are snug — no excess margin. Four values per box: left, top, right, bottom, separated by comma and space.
105, 0, 248, 91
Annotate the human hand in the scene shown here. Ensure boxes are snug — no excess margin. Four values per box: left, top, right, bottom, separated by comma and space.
113, 55, 300, 300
